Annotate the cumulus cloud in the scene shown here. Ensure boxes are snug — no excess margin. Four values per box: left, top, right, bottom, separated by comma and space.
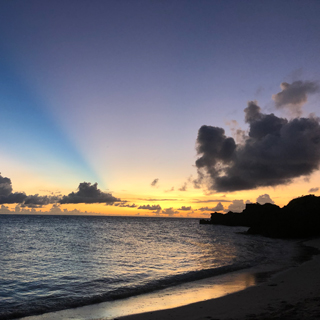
151, 178, 159, 187
114, 203, 137, 208
1, 203, 91, 215
0, 204, 11, 213
0, 174, 13, 196
227, 200, 245, 213
138, 204, 162, 214
46, 204, 92, 215
0, 174, 59, 207
198, 202, 224, 212
272, 81, 319, 116
21, 195, 55, 208
162, 207, 179, 216
138, 204, 162, 211
195, 99, 320, 192
256, 194, 275, 205
178, 206, 192, 211
226, 120, 246, 144
0, 174, 122, 207
0, 191, 27, 204
60, 182, 120, 204
308, 187, 319, 193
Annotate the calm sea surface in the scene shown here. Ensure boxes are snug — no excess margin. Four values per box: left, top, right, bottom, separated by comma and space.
0, 214, 299, 319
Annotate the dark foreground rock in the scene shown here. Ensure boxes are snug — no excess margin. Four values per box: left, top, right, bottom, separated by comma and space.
201, 195, 320, 238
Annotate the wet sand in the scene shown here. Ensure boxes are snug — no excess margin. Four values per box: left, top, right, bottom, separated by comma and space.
119, 238, 320, 320
22, 239, 320, 320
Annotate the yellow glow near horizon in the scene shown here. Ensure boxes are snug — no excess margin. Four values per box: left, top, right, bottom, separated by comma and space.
1, 166, 319, 217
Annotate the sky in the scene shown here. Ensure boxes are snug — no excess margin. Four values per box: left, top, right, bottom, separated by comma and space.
1, 0, 320, 217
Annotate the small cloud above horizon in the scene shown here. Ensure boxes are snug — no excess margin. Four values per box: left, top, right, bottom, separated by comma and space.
178, 182, 187, 191
272, 80, 319, 116
177, 206, 192, 211
256, 194, 275, 205
198, 202, 224, 212
161, 207, 179, 216
138, 204, 162, 211
151, 178, 159, 187
226, 200, 246, 213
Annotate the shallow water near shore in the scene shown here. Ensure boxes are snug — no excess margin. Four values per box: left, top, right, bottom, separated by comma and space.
1, 214, 301, 320
21, 269, 259, 320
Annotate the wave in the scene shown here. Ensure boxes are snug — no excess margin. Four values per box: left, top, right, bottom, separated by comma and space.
1, 262, 251, 320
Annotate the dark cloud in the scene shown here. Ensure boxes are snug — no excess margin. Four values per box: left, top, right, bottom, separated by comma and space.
114, 202, 137, 208
162, 207, 179, 216
164, 187, 174, 193
308, 187, 319, 193
198, 202, 224, 212
178, 206, 192, 211
0, 174, 13, 196
0, 174, 57, 207
178, 182, 187, 191
21, 194, 59, 208
227, 120, 246, 144
151, 178, 159, 187
0, 174, 123, 210
256, 194, 275, 205
60, 182, 120, 204
272, 81, 319, 116
138, 204, 162, 211
0, 191, 27, 204
195, 101, 320, 192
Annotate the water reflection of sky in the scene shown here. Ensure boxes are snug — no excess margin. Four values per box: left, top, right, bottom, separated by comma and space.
23, 270, 257, 320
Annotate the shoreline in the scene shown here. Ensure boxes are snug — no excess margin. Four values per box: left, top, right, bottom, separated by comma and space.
118, 237, 320, 320
20, 264, 262, 320
20, 237, 315, 320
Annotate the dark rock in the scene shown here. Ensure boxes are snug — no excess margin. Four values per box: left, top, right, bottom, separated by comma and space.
200, 195, 320, 239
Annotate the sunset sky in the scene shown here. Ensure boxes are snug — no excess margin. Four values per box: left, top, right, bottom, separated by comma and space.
1, 0, 320, 217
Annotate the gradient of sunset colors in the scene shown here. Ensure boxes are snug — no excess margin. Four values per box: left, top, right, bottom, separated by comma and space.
1, 0, 320, 217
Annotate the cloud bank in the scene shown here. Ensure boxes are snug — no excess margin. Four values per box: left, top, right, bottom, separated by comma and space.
195, 97, 320, 192
0, 174, 121, 207
0, 174, 59, 208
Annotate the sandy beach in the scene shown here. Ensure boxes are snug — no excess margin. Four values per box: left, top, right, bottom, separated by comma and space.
119, 238, 320, 320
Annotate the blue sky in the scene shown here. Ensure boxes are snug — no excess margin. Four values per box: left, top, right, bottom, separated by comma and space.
1, 0, 320, 215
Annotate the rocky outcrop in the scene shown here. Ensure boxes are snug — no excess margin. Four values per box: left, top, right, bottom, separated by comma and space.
201, 195, 320, 238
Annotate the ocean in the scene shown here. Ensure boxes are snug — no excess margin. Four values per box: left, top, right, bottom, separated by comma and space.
0, 214, 302, 320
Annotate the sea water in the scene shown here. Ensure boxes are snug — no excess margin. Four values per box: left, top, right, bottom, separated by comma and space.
0, 214, 300, 320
